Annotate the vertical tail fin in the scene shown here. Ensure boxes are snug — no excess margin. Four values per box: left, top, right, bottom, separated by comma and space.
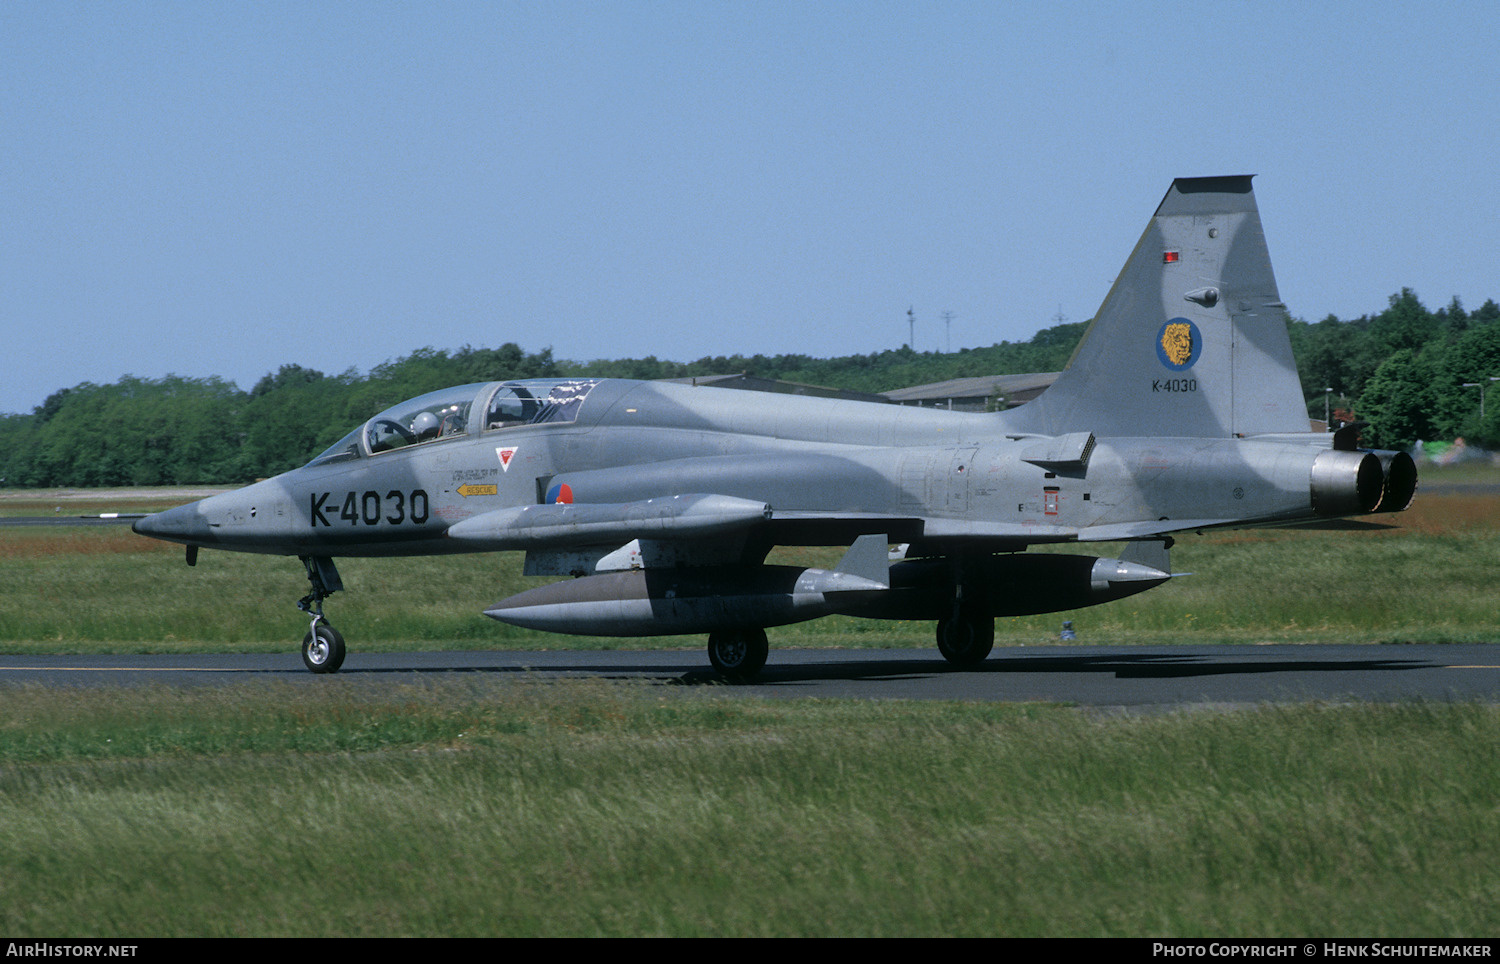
1005, 176, 1309, 438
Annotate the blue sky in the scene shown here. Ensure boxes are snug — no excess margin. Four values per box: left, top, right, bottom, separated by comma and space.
4, 1, 1497, 415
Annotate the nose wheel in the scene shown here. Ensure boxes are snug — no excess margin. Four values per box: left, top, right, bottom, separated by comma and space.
297, 555, 347, 674
302, 618, 346, 674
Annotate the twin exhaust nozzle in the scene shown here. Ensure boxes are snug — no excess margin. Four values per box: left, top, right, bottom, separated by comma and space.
1311, 449, 1417, 517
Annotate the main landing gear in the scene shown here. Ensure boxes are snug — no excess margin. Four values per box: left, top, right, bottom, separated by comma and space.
936, 608, 994, 667
936, 576, 994, 668
707, 627, 769, 681
298, 556, 346, 674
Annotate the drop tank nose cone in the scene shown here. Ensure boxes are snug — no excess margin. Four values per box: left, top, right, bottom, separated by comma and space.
1089, 557, 1172, 594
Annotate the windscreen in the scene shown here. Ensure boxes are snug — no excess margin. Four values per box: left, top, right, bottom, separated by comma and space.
365, 384, 486, 454
305, 379, 599, 466
306, 383, 487, 465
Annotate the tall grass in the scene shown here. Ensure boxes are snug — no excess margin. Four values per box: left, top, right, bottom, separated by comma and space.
1, 681, 1497, 936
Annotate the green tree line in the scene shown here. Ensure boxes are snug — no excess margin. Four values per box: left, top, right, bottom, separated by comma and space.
2, 291, 1496, 487
1287, 290, 1500, 450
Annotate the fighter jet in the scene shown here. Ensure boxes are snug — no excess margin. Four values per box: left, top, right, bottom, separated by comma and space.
132, 176, 1416, 677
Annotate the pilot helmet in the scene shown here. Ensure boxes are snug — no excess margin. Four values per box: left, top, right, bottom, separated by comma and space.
411, 410, 441, 440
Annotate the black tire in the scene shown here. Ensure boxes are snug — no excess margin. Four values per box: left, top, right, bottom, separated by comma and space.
707, 628, 769, 680
302, 622, 346, 674
936, 609, 994, 667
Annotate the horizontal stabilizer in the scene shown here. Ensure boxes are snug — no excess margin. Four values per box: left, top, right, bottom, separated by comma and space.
1078, 519, 1237, 542
1255, 518, 1398, 532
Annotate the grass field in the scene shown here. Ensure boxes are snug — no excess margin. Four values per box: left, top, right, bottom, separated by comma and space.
2, 467, 1498, 936
3, 681, 1500, 937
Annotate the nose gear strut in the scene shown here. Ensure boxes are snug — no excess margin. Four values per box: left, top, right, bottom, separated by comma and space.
297, 555, 347, 673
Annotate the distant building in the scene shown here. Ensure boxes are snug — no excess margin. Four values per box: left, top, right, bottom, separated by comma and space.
661, 373, 891, 405
882, 372, 1060, 412
664, 370, 1064, 412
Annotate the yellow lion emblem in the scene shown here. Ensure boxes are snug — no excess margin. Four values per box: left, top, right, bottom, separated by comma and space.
1161, 322, 1194, 367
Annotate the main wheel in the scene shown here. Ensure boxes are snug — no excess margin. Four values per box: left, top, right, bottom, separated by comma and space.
936, 608, 994, 668
302, 622, 346, 674
707, 628, 769, 680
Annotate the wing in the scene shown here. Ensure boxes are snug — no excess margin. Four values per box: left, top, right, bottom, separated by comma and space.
445, 493, 774, 549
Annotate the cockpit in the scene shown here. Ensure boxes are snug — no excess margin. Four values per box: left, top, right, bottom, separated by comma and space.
308, 379, 602, 466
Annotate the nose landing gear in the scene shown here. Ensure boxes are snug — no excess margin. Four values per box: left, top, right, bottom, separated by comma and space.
297, 556, 346, 674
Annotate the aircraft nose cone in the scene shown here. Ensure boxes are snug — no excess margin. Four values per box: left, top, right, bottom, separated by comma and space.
131, 502, 211, 543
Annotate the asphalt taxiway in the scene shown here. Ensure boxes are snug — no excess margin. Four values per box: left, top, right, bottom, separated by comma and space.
3, 643, 1499, 708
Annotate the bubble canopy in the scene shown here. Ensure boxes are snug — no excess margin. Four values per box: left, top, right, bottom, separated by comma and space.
308, 379, 601, 466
